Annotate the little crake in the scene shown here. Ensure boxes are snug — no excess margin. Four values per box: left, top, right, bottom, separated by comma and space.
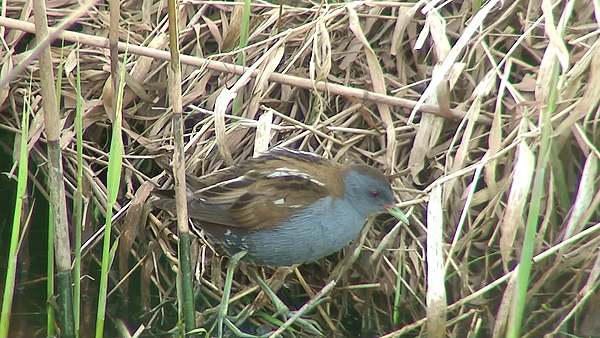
153, 148, 397, 266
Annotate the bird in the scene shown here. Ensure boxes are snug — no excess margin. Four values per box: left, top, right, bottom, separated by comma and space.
152, 147, 404, 267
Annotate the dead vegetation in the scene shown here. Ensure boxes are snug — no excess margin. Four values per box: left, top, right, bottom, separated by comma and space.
1, 0, 599, 337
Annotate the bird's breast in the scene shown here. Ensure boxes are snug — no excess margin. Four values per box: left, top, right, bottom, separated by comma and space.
241, 197, 366, 266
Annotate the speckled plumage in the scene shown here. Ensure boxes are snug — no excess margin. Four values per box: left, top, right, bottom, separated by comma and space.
153, 148, 395, 266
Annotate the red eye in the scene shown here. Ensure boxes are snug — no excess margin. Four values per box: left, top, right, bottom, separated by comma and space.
369, 189, 380, 198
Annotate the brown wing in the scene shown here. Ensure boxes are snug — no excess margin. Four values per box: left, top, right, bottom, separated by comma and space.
227, 173, 330, 230
191, 168, 331, 230
160, 148, 346, 231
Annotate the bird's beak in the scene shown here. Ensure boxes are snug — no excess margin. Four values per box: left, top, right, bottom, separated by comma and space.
386, 205, 409, 224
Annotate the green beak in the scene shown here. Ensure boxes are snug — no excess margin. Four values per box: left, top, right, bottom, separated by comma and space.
386, 206, 409, 224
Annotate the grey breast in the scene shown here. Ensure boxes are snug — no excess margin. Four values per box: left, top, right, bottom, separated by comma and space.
243, 196, 365, 266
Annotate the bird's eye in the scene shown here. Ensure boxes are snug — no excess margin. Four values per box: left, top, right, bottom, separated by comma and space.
369, 189, 380, 198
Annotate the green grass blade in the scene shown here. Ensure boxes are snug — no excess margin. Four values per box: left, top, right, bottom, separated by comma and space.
0, 89, 30, 337
95, 52, 128, 338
